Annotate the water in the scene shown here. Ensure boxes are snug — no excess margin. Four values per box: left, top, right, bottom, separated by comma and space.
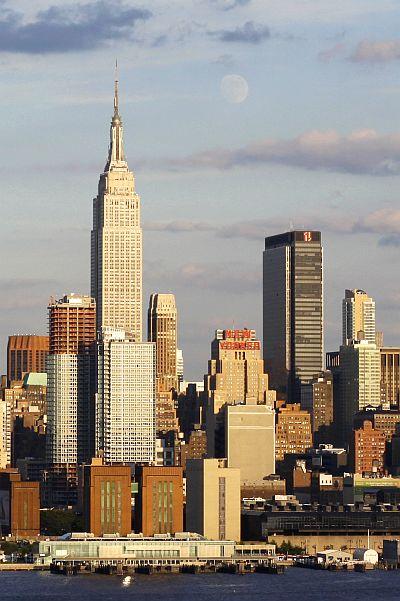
1, 568, 400, 600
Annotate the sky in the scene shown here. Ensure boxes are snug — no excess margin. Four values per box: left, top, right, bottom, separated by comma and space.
1, 0, 400, 379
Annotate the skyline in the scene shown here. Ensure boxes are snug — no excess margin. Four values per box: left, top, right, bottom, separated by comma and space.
2, 0, 400, 378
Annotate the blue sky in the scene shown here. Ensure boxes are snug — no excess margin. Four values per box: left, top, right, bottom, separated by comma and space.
1, 0, 400, 378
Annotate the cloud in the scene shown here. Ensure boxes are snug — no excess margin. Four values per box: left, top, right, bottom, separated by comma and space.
211, 21, 270, 44
144, 220, 216, 233
218, 216, 353, 240
144, 209, 400, 244
210, 0, 252, 10
220, 210, 400, 241
378, 234, 400, 247
350, 39, 400, 63
318, 42, 345, 63
161, 129, 400, 176
213, 53, 236, 68
354, 208, 400, 234
146, 261, 260, 294
0, 0, 151, 54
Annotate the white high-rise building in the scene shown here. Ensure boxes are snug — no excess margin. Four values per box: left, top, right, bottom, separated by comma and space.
176, 349, 184, 387
338, 339, 381, 444
0, 397, 11, 468
342, 289, 376, 345
91, 75, 142, 341
46, 354, 92, 465
96, 329, 156, 464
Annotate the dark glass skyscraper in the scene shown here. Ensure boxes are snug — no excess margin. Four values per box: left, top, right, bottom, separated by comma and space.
263, 230, 323, 401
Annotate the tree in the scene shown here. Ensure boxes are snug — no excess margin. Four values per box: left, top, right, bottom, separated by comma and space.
40, 509, 84, 536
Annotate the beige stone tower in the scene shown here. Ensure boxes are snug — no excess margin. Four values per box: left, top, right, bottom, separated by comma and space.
342, 289, 375, 345
205, 328, 276, 458
91, 74, 142, 341
205, 329, 275, 415
148, 293, 178, 393
148, 293, 179, 435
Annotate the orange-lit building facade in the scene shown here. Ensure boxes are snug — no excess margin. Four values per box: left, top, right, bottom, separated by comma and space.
353, 420, 386, 474
7, 335, 49, 383
82, 458, 132, 536
46, 294, 97, 506
136, 466, 183, 536
148, 293, 178, 393
0, 469, 40, 537
381, 347, 400, 408
48, 294, 96, 354
275, 403, 313, 461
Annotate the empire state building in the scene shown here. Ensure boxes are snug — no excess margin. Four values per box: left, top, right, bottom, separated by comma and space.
91, 76, 142, 341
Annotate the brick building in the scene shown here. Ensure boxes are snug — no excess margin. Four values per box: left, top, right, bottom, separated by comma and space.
0, 469, 40, 537
135, 466, 183, 536
275, 404, 313, 461
7, 335, 49, 383
82, 457, 132, 536
353, 420, 386, 474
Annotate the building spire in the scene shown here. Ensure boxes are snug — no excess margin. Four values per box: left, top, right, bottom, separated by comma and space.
114, 59, 119, 117
105, 61, 127, 171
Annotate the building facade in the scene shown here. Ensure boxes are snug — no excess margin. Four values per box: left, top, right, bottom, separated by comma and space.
275, 404, 313, 461
136, 466, 183, 536
263, 231, 323, 401
186, 458, 241, 542
148, 293, 178, 393
381, 347, 400, 408
353, 420, 386, 474
46, 295, 96, 468
204, 329, 276, 457
337, 340, 381, 445
7, 335, 49, 383
224, 403, 275, 484
148, 294, 179, 436
0, 469, 40, 537
301, 371, 334, 443
48, 294, 96, 354
82, 457, 132, 537
91, 76, 142, 341
353, 408, 400, 442
342, 289, 376, 346
205, 329, 275, 413
96, 329, 156, 464
0, 398, 11, 468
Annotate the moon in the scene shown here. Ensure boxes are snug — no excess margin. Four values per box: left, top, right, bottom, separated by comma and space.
220, 74, 249, 104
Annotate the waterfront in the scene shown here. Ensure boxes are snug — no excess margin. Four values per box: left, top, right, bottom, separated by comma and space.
2, 569, 400, 600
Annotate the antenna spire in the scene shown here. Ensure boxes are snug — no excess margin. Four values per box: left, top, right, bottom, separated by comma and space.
114, 59, 119, 116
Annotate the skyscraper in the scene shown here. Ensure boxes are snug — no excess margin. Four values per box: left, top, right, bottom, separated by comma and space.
91, 74, 142, 341
336, 339, 381, 446
148, 293, 178, 393
380, 347, 400, 408
46, 294, 96, 504
48, 293, 96, 354
342, 289, 376, 345
205, 328, 276, 458
0, 397, 11, 468
148, 294, 179, 436
96, 328, 156, 464
263, 230, 323, 401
